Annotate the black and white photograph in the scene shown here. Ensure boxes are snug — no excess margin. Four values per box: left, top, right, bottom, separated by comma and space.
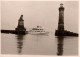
1, 0, 79, 56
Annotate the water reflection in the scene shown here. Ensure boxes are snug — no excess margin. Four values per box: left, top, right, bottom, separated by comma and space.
16, 35, 25, 54
57, 36, 64, 56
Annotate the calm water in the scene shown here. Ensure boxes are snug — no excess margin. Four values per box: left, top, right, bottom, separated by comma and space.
1, 1, 78, 56
1, 32, 78, 56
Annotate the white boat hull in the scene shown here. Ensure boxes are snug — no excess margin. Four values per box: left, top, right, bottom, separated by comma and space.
29, 32, 49, 35
29, 26, 49, 35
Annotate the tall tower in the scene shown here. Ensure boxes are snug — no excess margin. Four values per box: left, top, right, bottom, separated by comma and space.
15, 15, 26, 31
55, 3, 78, 36
58, 3, 64, 31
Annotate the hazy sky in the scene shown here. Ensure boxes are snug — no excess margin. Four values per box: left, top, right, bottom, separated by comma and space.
1, 1, 79, 33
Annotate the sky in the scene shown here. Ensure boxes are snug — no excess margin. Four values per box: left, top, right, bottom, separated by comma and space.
1, 1, 79, 33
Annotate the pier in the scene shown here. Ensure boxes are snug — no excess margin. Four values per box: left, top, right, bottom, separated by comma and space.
55, 30, 78, 36
55, 3, 78, 37
1, 15, 28, 35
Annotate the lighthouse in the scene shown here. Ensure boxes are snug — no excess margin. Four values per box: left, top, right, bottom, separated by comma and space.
55, 3, 65, 35
58, 3, 64, 31
15, 15, 26, 34
55, 3, 78, 36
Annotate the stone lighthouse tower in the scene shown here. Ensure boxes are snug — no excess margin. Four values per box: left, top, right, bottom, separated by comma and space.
55, 3, 78, 36
15, 15, 26, 33
58, 3, 64, 31
55, 3, 65, 36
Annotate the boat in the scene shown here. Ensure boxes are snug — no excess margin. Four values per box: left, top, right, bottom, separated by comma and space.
29, 26, 49, 35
